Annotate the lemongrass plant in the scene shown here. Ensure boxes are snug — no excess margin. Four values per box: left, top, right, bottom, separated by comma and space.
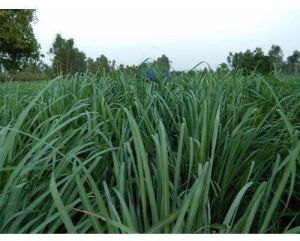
0, 72, 299, 233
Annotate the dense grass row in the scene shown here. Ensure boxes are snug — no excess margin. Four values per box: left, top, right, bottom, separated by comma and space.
0, 72, 299, 233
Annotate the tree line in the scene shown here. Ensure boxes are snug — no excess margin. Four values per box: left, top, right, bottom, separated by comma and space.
0, 9, 300, 81
217, 46, 300, 75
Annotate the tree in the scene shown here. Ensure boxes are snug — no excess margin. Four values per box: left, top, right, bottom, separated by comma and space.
268, 45, 284, 71
49, 34, 86, 75
0, 9, 40, 72
216, 63, 230, 74
22, 57, 48, 74
118, 64, 125, 72
95, 55, 110, 74
227, 48, 274, 75
286, 50, 300, 75
86, 57, 96, 73
86, 55, 115, 75
70, 48, 86, 73
252, 48, 273, 74
227, 50, 253, 71
153, 54, 171, 72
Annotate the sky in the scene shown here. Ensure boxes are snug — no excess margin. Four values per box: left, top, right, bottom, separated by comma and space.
2, 0, 300, 70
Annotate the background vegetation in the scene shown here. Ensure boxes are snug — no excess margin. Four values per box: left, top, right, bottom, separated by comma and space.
1, 9, 300, 82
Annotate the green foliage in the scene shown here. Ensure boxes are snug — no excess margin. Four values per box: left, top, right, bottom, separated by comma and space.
216, 63, 230, 75
87, 55, 115, 75
227, 48, 274, 74
226, 45, 300, 76
268, 45, 284, 71
0, 9, 40, 72
286, 51, 300, 75
49, 34, 86, 75
153, 54, 171, 72
0, 72, 299, 233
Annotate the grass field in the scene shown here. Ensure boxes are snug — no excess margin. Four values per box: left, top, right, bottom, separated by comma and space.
0, 72, 299, 233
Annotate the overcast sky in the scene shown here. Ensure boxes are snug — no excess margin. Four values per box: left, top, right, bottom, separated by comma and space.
3, 0, 300, 70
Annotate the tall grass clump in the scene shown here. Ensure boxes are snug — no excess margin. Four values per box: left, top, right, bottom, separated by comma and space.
0, 72, 299, 233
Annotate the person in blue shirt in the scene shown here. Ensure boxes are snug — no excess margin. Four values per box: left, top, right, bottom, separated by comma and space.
145, 66, 156, 82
